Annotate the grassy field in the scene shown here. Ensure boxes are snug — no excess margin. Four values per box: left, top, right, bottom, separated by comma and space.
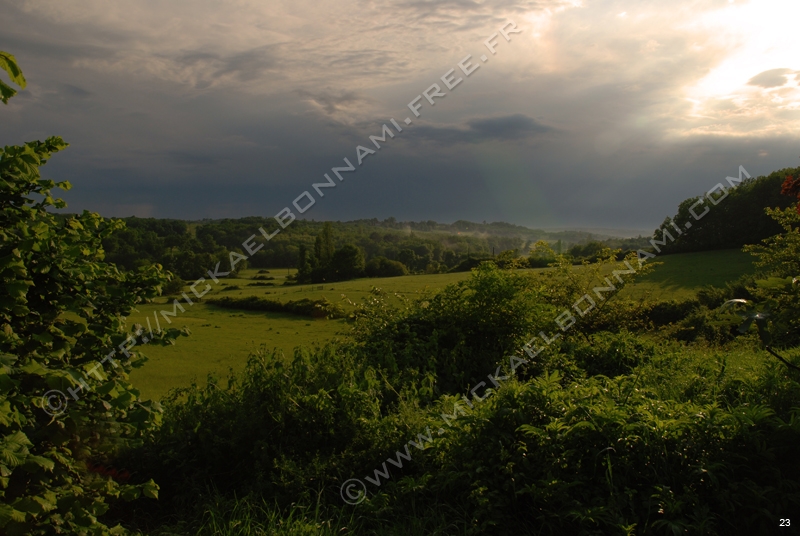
619, 248, 755, 300
129, 249, 755, 400
129, 268, 475, 400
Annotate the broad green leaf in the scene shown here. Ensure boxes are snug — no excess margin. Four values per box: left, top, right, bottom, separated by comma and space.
23, 455, 55, 472
120, 486, 140, 501
0, 503, 27, 525
0, 52, 26, 88
142, 479, 159, 499
0, 79, 16, 104
11, 496, 44, 515
20, 361, 48, 376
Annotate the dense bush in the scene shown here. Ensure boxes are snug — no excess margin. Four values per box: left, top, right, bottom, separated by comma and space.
405, 368, 800, 535
119, 346, 416, 527
575, 298, 703, 335
563, 330, 656, 377
350, 263, 554, 395
643, 299, 700, 326
161, 277, 186, 296
95, 243, 800, 535
0, 123, 184, 532
696, 275, 757, 309
124, 334, 800, 535
364, 256, 408, 277
446, 256, 493, 273
742, 206, 800, 348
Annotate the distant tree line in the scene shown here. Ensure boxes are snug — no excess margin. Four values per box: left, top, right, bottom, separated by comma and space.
653, 166, 799, 254
96, 215, 648, 281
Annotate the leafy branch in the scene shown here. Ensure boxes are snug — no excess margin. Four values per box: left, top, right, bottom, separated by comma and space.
0, 51, 26, 104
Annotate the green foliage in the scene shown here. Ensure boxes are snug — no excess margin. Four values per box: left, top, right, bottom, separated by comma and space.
493, 248, 528, 269
193, 494, 357, 536
0, 51, 26, 104
563, 330, 656, 377
656, 167, 799, 254
567, 240, 605, 260
696, 274, 756, 309
414, 369, 800, 534
314, 222, 335, 266
123, 346, 415, 523
329, 244, 365, 281
446, 256, 493, 273
0, 56, 188, 533
744, 206, 800, 279
733, 206, 800, 348
365, 256, 408, 278
0, 136, 176, 534
99, 213, 641, 277
161, 277, 185, 296
100, 217, 247, 280
129, 331, 800, 535
297, 226, 365, 283
530, 242, 655, 340
350, 262, 554, 395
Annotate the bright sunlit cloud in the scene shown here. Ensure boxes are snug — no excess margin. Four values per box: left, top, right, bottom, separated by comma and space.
678, 0, 800, 136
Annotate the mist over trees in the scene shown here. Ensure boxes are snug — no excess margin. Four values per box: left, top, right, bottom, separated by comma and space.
98, 216, 650, 281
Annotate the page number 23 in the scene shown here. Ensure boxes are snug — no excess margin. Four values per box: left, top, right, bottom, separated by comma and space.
780, 519, 791, 527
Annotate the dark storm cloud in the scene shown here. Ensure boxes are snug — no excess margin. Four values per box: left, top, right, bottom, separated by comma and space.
1, 0, 797, 232
209, 46, 280, 82
163, 150, 222, 167
411, 114, 552, 144
468, 114, 552, 139
164, 45, 282, 89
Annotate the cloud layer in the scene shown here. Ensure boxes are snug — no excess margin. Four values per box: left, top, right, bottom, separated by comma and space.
1, 0, 798, 232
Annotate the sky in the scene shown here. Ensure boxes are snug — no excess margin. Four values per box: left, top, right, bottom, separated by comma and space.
2, 0, 799, 235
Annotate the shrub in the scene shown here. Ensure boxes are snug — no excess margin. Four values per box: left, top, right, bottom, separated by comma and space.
0, 132, 172, 531
122, 346, 409, 519
697, 275, 757, 309
161, 276, 186, 296
663, 308, 737, 344
412, 372, 800, 535
644, 298, 700, 326
446, 257, 492, 273
365, 257, 408, 278
351, 263, 554, 394
207, 296, 346, 319
565, 330, 656, 377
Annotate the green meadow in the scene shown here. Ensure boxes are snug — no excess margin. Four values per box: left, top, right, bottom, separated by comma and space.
130, 248, 755, 400
129, 268, 474, 399
617, 248, 756, 300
